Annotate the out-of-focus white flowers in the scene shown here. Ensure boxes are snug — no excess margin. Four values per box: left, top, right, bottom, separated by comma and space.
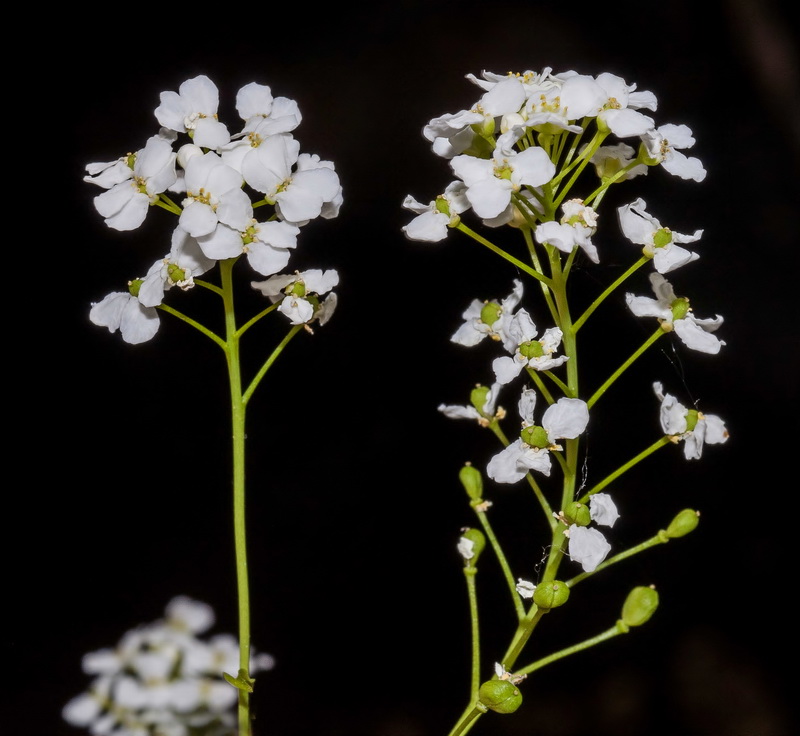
62, 596, 275, 736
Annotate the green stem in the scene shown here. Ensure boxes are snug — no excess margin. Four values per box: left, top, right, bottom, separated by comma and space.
566, 532, 670, 588
515, 623, 627, 677
156, 303, 226, 350
447, 705, 485, 736
463, 566, 481, 702
456, 223, 552, 286
577, 435, 673, 504
572, 256, 649, 334
218, 258, 252, 736
243, 325, 304, 406
586, 328, 664, 410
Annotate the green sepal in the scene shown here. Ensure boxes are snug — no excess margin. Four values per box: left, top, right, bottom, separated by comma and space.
478, 679, 523, 714
224, 669, 254, 692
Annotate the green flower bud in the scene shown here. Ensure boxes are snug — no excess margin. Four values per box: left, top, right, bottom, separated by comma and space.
562, 502, 590, 526
666, 508, 700, 538
127, 278, 144, 297
532, 580, 570, 610
459, 527, 486, 564
480, 301, 502, 327
478, 679, 523, 714
459, 464, 484, 502
652, 227, 673, 249
670, 297, 690, 321
621, 585, 659, 627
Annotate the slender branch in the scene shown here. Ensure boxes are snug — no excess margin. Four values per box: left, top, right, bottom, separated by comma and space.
156, 303, 227, 351
243, 325, 304, 406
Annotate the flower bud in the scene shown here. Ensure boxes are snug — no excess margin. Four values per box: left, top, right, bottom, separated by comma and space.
532, 580, 570, 610
458, 528, 486, 564
478, 679, 523, 714
459, 464, 484, 502
621, 585, 659, 627
665, 509, 700, 538
562, 501, 590, 526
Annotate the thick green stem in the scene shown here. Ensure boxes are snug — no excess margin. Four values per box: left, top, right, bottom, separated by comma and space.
219, 258, 252, 736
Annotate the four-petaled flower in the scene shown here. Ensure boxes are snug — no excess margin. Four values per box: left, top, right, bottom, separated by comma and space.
492, 309, 568, 384
451, 280, 524, 347
654, 381, 729, 459
626, 272, 725, 354
535, 198, 600, 263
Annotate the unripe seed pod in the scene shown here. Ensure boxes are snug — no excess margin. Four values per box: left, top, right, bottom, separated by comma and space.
478, 679, 523, 714
532, 580, 570, 610
666, 509, 700, 538
621, 585, 659, 627
470, 385, 490, 413
562, 501, 590, 526
520, 425, 549, 449
459, 464, 484, 502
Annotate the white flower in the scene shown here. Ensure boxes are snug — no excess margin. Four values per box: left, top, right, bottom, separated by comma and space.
567, 525, 611, 572
451, 280, 523, 346
589, 142, 648, 180
88, 136, 177, 231
240, 133, 341, 224
487, 389, 589, 483
401, 182, 470, 242
251, 269, 339, 325
492, 310, 568, 384
640, 123, 706, 182
626, 272, 725, 354
234, 81, 301, 136
618, 197, 702, 273
589, 493, 619, 527
515, 578, 536, 598
653, 382, 729, 459
450, 145, 556, 221
155, 75, 231, 149
535, 198, 599, 263
179, 152, 253, 238
438, 382, 503, 425
89, 290, 160, 345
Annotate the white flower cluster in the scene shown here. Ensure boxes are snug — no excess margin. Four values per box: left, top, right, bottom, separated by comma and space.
62, 596, 275, 736
86, 75, 342, 344
402, 67, 705, 243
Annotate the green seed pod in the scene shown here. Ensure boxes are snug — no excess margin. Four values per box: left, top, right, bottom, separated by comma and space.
520, 425, 549, 449
459, 464, 484, 502
127, 278, 144, 297
670, 297, 690, 321
653, 227, 674, 248
532, 580, 570, 610
479, 301, 503, 328
478, 679, 523, 714
458, 527, 486, 563
470, 385, 490, 414
684, 409, 699, 432
666, 509, 700, 538
621, 585, 659, 627
518, 340, 545, 360
562, 501, 591, 526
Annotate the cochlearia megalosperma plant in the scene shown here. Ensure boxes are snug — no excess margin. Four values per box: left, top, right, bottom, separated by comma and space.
75, 75, 342, 736
402, 67, 729, 735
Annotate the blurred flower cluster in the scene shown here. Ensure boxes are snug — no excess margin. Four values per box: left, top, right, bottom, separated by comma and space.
63, 597, 275, 736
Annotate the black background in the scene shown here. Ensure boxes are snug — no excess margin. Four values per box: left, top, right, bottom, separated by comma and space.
9, 1, 798, 734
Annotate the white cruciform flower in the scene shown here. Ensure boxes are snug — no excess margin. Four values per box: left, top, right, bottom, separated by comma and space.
618, 197, 702, 273
567, 525, 611, 572
251, 269, 339, 325
487, 389, 589, 483
235, 81, 302, 137
640, 123, 706, 182
492, 309, 568, 384
438, 382, 504, 426
179, 152, 253, 238
589, 142, 648, 181
451, 280, 523, 347
534, 198, 599, 263
402, 181, 470, 242
626, 272, 725, 354
653, 381, 729, 459
450, 145, 556, 220
155, 75, 231, 149
89, 288, 160, 345
591, 71, 657, 138
88, 136, 177, 231
240, 133, 341, 224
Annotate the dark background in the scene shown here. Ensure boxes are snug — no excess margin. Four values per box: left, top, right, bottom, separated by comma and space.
9, 1, 798, 734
